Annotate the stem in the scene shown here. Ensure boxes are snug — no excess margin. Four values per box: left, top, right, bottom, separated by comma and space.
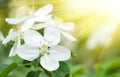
0, 63, 17, 77
18, 63, 31, 67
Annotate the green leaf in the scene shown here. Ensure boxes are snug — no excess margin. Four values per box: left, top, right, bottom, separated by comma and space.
106, 72, 120, 77
23, 60, 31, 68
32, 59, 39, 69
71, 51, 77, 58
103, 58, 120, 73
51, 61, 71, 77
0, 63, 17, 77
95, 58, 120, 77
11, 55, 23, 64
0, 64, 7, 72
39, 71, 49, 77
70, 65, 85, 77
26, 71, 41, 77
95, 64, 103, 71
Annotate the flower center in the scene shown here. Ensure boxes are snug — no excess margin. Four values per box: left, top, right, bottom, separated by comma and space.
42, 45, 48, 49
40, 45, 50, 56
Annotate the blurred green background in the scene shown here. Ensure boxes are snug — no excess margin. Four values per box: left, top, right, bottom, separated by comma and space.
0, 0, 120, 77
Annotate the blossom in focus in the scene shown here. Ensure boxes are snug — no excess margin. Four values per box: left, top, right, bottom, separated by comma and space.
32, 18, 76, 41
2, 4, 53, 57
86, 23, 117, 50
15, 28, 71, 71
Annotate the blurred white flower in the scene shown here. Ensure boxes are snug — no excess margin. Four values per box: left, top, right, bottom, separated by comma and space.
86, 23, 117, 50
15, 28, 71, 71
5, 4, 53, 32
32, 19, 76, 41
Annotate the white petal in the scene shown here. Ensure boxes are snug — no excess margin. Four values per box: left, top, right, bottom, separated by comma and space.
21, 18, 36, 32
17, 37, 21, 47
9, 37, 21, 57
34, 14, 52, 22
15, 5, 31, 18
46, 18, 58, 26
5, 16, 29, 24
24, 30, 43, 47
34, 4, 53, 17
44, 27, 61, 47
2, 29, 17, 44
32, 23, 47, 30
40, 54, 59, 71
16, 44, 40, 61
50, 45, 71, 61
9, 46, 17, 57
58, 22, 74, 31
61, 31, 76, 41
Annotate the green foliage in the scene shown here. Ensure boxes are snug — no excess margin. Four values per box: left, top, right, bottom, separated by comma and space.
11, 55, 23, 64
51, 61, 71, 77
102, 58, 120, 73
39, 71, 49, 77
0, 64, 7, 72
95, 58, 120, 77
70, 65, 85, 77
26, 71, 41, 77
0, 63, 17, 77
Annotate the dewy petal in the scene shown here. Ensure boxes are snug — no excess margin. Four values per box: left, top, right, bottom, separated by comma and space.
32, 23, 47, 30
58, 22, 74, 31
61, 31, 76, 41
40, 54, 59, 71
50, 45, 71, 61
44, 27, 61, 47
5, 16, 29, 24
2, 29, 17, 44
9, 37, 21, 57
21, 18, 36, 32
24, 30, 43, 47
16, 44, 40, 61
34, 4, 53, 17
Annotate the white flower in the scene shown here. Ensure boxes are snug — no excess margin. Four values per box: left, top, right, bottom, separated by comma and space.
5, 4, 53, 32
2, 29, 21, 56
2, 29, 18, 44
3, 4, 53, 57
32, 19, 76, 41
86, 23, 117, 50
15, 28, 71, 71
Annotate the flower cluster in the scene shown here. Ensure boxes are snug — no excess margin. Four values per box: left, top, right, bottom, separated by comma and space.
2, 4, 76, 71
